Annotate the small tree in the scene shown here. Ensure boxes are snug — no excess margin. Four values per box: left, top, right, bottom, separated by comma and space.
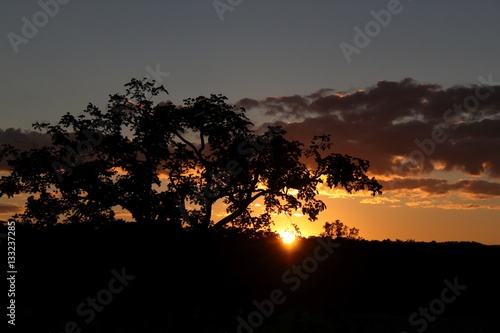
321, 219, 361, 239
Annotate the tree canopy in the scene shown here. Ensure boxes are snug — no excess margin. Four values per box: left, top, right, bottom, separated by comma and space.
0, 79, 382, 234
321, 219, 362, 239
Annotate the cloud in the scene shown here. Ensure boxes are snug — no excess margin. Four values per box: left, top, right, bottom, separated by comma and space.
235, 98, 259, 110
449, 179, 500, 198
259, 95, 309, 117
405, 200, 433, 207
241, 78, 500, 178
359, 197, 401, 205
404, 202, 500, 210
0, 203, 23, 213
386, 178, 500, 198
437, 203, 500, 210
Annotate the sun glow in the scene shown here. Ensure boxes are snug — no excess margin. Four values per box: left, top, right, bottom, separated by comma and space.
279, 230, 296, 244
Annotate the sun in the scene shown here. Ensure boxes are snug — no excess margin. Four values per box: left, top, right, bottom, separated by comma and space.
279, 230, 296, 244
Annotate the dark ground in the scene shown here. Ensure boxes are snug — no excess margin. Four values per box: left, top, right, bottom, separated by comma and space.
5, 222, 500, 333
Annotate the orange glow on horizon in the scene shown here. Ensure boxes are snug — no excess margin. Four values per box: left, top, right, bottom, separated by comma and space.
278, 229, 297, 244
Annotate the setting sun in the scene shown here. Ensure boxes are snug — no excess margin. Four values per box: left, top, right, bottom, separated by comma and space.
279, 230, 296, 244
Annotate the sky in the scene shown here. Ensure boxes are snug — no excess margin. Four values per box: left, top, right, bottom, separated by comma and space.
1, 0, 499, 244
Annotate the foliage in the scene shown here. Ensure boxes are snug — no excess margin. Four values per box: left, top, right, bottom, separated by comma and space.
320, 219, 362, 239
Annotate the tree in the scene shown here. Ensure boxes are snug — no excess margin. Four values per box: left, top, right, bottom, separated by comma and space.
0, 79, 382, 233
320, 219, 361, 239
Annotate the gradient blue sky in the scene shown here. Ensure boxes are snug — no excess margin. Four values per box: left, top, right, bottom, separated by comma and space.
1, 0, 500, 243
2, 0, 500, 129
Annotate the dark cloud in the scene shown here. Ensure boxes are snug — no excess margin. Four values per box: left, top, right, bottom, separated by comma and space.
450, 179, 500, 197
259, 95, 309, 117
235, 98, 259, 110
386, 178, 500, 197
249, 78, 500, 177
306, 88, 335, 100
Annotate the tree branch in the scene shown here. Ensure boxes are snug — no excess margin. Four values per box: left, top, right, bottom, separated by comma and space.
211, 190, 268, 230
173, 129, 209, 168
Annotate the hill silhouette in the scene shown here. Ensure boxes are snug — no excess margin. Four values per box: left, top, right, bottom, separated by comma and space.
6, 221, 500, 333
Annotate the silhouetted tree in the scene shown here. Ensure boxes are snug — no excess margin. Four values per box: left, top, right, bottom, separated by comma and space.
0, 79, 382, 233
321, 219, 361, 239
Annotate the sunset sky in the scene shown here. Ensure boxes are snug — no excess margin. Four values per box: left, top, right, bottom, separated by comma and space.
1, 0, 499, 244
